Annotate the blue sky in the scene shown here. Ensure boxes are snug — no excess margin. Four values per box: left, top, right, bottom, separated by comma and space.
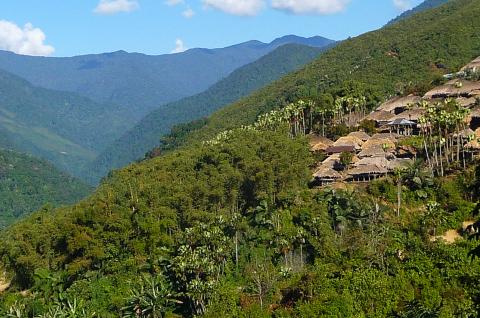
0, 0, 423, 57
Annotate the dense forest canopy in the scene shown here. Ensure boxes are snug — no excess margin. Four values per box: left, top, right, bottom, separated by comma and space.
1, 0, 480, 317
0, 148, 91, 229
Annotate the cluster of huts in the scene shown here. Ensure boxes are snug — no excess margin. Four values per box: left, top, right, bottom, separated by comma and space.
310, 132, 411, 185
310, 56, 480, 185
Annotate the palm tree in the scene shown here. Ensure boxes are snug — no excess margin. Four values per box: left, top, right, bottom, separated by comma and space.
122, 275, 181, 318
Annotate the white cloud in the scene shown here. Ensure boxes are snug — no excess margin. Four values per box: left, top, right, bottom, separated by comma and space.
94, 0, 139, 15
271, 0, 350, 15
165, 0, 184, 6
393, 0, 412, 11
0, 20, 54, 56
171, 39, 187, 53
182, 7, 196, 18
202, 0, 265, 16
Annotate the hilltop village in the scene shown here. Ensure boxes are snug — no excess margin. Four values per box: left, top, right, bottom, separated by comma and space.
310, 56, 480, 185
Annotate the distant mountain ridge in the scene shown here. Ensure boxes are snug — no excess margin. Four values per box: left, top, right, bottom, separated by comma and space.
84, 43, 334, 183
0, 35, 334, 122
387, 0, 450, 25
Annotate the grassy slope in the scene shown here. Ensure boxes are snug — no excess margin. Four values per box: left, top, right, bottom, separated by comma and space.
85, 44, 330, 183
173, 0, 480, 147
0, 148, 91, 228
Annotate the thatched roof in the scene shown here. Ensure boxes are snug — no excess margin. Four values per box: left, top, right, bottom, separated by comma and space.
376, 95, 421, 113
371, 133, 399, 141
424, 79, 480, 99
348, 131, 370, 142
365, 110, 395, 123
456, 97, 478, 108
348, 164, 389, 176
364, 136, 397, 150
465, 128, 480, 150
318, 154, 339, 168
333, 135, 363, 150
390, 107, 426, 122
387, 118, 416, 126
461, 56, 480, 72
354, 157, 389, 169
308, 134, 334, 152
357, 145, 386, 158
313, 167, 342, 180
326, 145, 356, 154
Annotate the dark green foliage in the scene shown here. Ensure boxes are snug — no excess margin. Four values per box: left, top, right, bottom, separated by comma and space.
1, 130, 480, 316
0, 149, 91, 228
84, 43, 331, 183
164, 0, 480, 149
387, 0, 450, 25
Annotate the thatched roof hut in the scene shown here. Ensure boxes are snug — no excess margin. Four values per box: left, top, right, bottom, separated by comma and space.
325, 145, 356, 155
424, 79, 480, 99
376, 95, 421, 113
333, 135, 363, 150
461, 56, 480, 72
357, 145, 386, 158
348, 131, 370, 142
319, 154, 341, 169
371, 133, 399, 141
308, 134, 334, 152
313, 167, 342, 181
390, 107, 426, 122
348, 164, 389, 179
365, 110, 395, 125
354, 156, 389, 169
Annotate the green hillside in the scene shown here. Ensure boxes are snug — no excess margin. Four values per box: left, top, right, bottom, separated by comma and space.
2, 1, 480, 317
163, 0, 480, 149
85, 43, 330, 183
387, 0, 450, 25
0, 69, 133, 178
0, 148, 91, 228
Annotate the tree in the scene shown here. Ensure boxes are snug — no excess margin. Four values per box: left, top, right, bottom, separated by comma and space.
339, 151, 353, 171
122, 274, 180, 318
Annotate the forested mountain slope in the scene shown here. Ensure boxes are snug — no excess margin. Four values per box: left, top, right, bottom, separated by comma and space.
0, 148, 91, 229
0, 69, 132, 177
387, 0, 450, 25
0, 36, 333, 121
162, 0, 480, 149
85, 43, 331, 183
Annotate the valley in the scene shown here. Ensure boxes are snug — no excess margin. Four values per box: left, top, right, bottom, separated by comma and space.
1, 0, 480, 317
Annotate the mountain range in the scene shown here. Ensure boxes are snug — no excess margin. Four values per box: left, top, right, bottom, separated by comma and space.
0, 35, 333, 122
0, 35, 334, 183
